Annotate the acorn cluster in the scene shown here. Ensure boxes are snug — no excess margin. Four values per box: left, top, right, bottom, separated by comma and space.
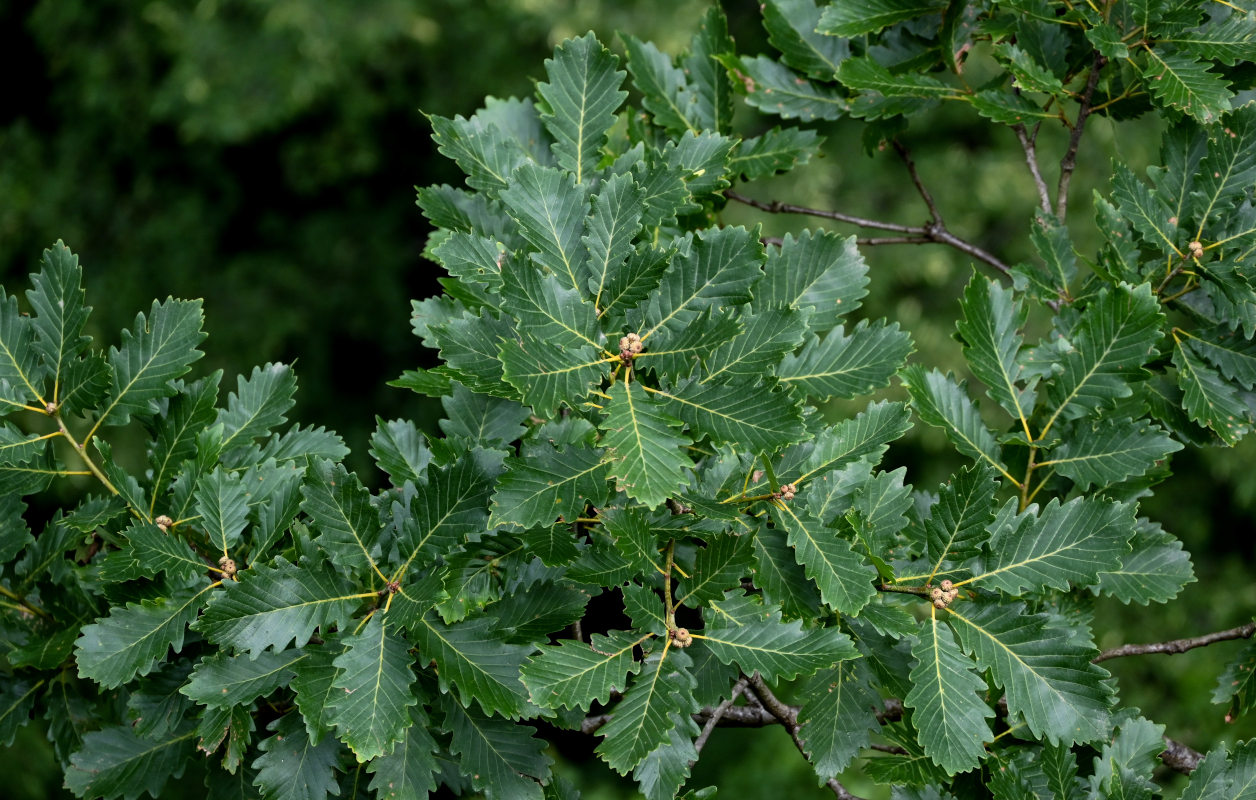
669, 627, 693, 648
619, 332, 643, 362
930, 579, 959, 609
773, 483, 797, 502
155, 514, 174, 533
218, 555, 237, 578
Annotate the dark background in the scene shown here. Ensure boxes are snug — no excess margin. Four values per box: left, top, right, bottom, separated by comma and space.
2, 1, 1254, 797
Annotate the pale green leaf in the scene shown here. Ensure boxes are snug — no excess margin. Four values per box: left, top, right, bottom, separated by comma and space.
427, 112, 528, 195
968, 497, 1134, 594
1112, 162, 1180, 255
778, 320, 913, 401
327, 615, 418, 761
622, 34, 695, 135
75, 584, 212, 689
995, 43, 1064, 95
637, 226, 762, 341
948, 601, 1112, 745
439, 381, 530, 448
663, 130, 734, 198
430, 231, 505, 292
971, 89, 1058, 126
598, 380, 691, 510
101, 298, 207, 427
1194, 106, 1256, 223
683, 7, 736, 134
1170, 14, 1256, 66
436, 309, 517, 398
905, 617, 993, 774
1087, 716, 1164, 800
537, 32, 626, 184
193, 558, 361, 656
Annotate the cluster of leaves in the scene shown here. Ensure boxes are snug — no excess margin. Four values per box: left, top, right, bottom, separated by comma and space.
2, 2, 1256, 799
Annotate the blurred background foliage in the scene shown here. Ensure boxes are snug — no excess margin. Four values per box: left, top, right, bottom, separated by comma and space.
2, 1, 1254, 798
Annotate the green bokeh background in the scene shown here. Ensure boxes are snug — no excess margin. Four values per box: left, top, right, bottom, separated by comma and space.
3, 1, 1254, 797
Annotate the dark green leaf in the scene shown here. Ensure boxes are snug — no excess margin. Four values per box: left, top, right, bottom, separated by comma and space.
328, 614, 418, 761
798, 658, 882, 779
64, 723, 195, 800
410, 612, 532, 718
522, 630, 646, 711
301, 458, 384, 578
956, 274, 1036, 421
215, 363, 297, 455
100, 298, 206, 427
1141, 50, 1232, 123
442, 695, 551, 800
538, 32, 626, 185
905, 617, 993, 774
901, 366, 1008, 477
717, 55, 849, 122
771, 502, 876, 616
763, 0, 849, 79
27, 242, 92, 402
778, 320, 913, 401
182, 649, 307, 708
253, 712, 342, 800
818, 0, 946, 37
366, 709, 440, 799
1093, 519, 1195, 605
1046, 417, 1183, 490
75, 584, 212, 689
490, 443, 609, 530
729, 127, 823, 181
598, 380, 692, 510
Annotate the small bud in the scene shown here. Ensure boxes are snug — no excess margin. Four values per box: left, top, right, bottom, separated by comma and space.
44, 401, 57, 415
933, 599, 947, 609
940, 579, 953, 591
1189, 241, 1204, 259
671, 627, 693, 648
217, 556, 237, 578
931, 588, 944, 600
155, 515, 174, 533
619, 336, 631, 350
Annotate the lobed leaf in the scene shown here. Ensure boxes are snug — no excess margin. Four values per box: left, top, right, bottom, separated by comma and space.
489, 442, 609, 530
777, 319, 913, 401
598, 380, 692, 510
537, 32, 627, 185
698, 616, 858, 681
522, 630, 646, 711
100, 298, 206, 427
327, 614, 419, 761
75, 585, 212, 689
905, 617, 993, 774
64, 723, 195, 800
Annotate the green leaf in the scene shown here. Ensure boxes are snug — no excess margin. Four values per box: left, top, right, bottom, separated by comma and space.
301, 458, 384, 578
995, 43, 1064, 96
27, 242, 92, 402
837, 57, 957, 99
503, 259, 601, 354
1194, 106, 1256, 223
637, 226, 762, 342
664, 130, 735, 198
1093, 519, 1195, 605
797, 658, 882, 779
778, 320, 913, 401
1087, 716, 1164, 800
905, 617, 993, 774
194, 558, 361, 656
490, 442, 609, 530
753, 523, 823, 619
57, 351, 111, 417
215, 362, 296, 454
1046, 417, 1183, 490
729, 127, 823, 181
653, 378, 807, 452
771, 502, 877, 616
622, 34, 696, 135
328, 614, 418, 761
440, 381, 530, 448
442, 695, 551, 800
1176, 337, 1253, 444
968, 497, 1134, 594
253, 712, 342, 800
149, 372, 220, 501
500, 163, 590, 295
1112, 162, 1180, 255
366, 710, 440, 799
970, 89, 1057, 126
537, 32, 626, 185
818, 0, 946, 37
922, 464, 998, 577
436, 308, 517, 398
195, 467, 251, 557
901, 366, 1008, 478
75, 584, 211, 689
395, 454, 494, 574
8, 626, 77, 670
290, 637, 345, 745
410, 612, 532, 718
948, 601, 1112, 745
702, 308, 809, 384
123, 521, 208, 582
595, 649, 695, 774
64, 723, 196, 800
633, 309, 739, 380
1186, 327, 1256, 390
182, 649, 307, 708
763, 0, 850, 79
431, 231, 506, 293
1214, 638, 1256, 722
1141, 50, 1232, 123
500, 335, 604, 416
100, 298, 207, 427
598, 380, 692, 510
787, 399, 912, 490
635, 720, 699, 800
678, 534, 755, 606
956, 275, 1036, 422
1043, 283, 1165, 428
427, 111, 528, 195
586, 173, 646, 314
684, 7, 736, 134
699, 615, 857, 681
522, 630, 646, 710
717, 55, 849, 122
0, 287, 41, 412
370, 417, 432, 486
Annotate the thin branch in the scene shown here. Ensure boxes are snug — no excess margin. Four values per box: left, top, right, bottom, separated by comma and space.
745, 673, 868, 800
892, 139, 942, 224
692, 677, 749, 760
1013, 122, 1053, 215
1094, 621, 1256, 663
857, 236, 932, 246
726, 190, 1011, 276
1055, 52, 1107, 219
